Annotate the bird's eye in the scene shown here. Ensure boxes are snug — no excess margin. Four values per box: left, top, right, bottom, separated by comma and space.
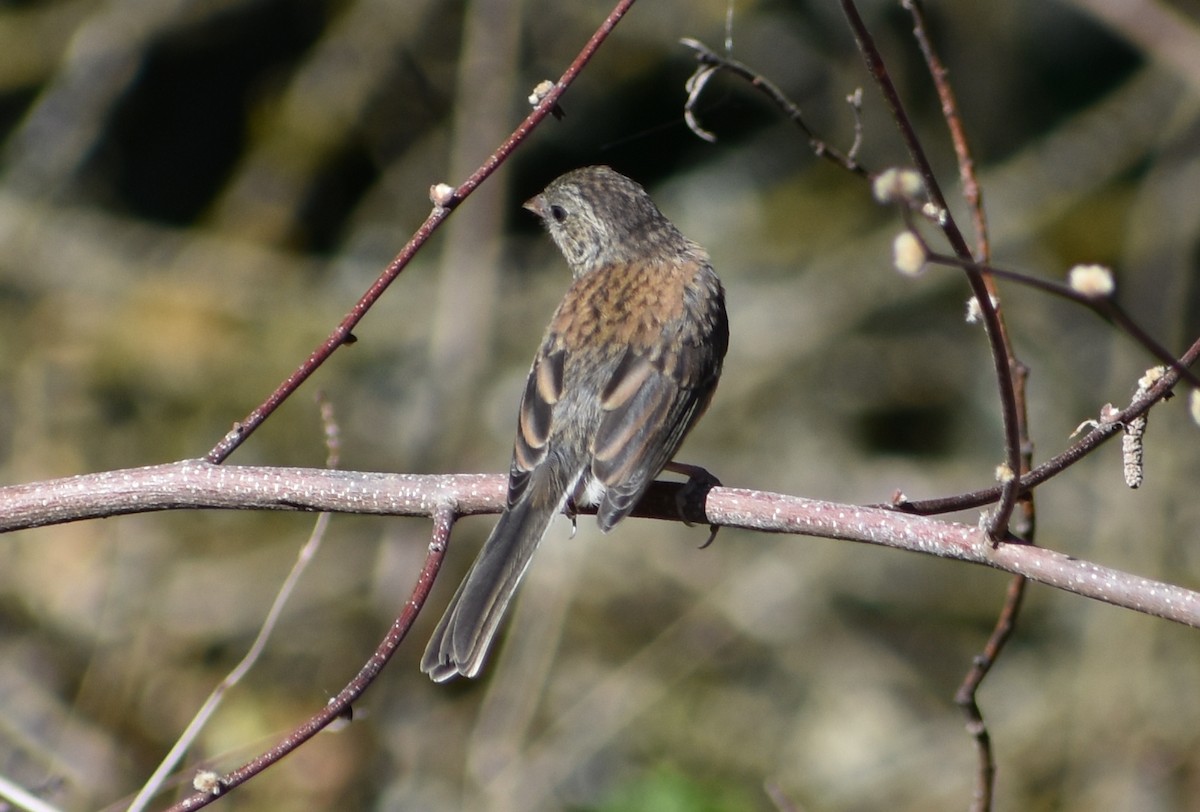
549, 204, 568, 222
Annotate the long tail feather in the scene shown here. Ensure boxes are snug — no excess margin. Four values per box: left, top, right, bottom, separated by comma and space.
421, 493, 561, 681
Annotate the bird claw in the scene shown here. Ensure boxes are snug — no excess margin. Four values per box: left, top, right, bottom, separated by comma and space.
664, 461, 721, 548
564, 496, 580, 538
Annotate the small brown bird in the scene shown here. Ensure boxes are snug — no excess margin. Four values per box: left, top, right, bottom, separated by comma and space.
421, 166, 728, 681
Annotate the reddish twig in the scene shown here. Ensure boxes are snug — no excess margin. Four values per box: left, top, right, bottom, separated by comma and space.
162, 506, 455, 811
128, 396, 345, 812
204, 0, 640, 465
955, 572, 1025, 812
893, 333, 1199, 514
840, 0, 1023, 540
917, 251, 1200, 389
902, 5, 1026, 806
904, 0, 990, 262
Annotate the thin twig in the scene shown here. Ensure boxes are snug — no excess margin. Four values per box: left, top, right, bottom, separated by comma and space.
955, 573, 1025, 812
901, 6, 1028, 804
680, 38, 868, 177
128, 396, 344, 812
130, 513, 335, 811
161, 506, 455, 811
0, 772, 61, 812
920, 251, 1200, 389
904, 0, 990, 262
205, 0, 640, 465
840, 0, 1023, 541
893, 333, 1200, 514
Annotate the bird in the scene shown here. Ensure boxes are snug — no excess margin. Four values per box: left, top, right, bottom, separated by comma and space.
421, 165, 728, 682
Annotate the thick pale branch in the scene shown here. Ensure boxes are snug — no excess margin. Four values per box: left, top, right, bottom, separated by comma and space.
0, 461, 502, 530
2, 460, 1196, 627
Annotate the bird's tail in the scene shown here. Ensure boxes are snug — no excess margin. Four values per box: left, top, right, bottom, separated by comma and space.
421, 490, 561, 681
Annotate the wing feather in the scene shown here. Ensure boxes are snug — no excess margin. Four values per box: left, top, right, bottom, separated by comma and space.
591, 338, 719, 531
509, 346, 565, 506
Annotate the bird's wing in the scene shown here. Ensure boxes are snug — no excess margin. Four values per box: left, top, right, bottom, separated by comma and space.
590, 340, 717, 531
508, 345, 566, 506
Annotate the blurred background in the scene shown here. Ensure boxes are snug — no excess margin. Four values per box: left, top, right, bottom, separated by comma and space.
1, 0, 1199, 809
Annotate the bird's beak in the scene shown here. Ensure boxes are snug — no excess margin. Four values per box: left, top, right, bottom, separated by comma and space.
523, 195, 545, 217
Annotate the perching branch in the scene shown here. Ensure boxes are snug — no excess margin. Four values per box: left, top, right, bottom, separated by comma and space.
2, 461, 1198, 629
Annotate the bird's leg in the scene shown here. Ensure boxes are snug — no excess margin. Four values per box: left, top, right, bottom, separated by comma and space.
663, 461, 721, 548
